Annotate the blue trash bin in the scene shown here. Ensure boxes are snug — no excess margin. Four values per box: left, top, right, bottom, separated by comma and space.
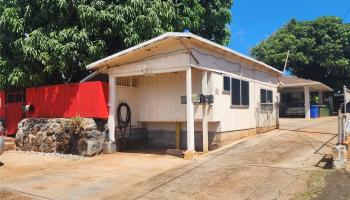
310, 105, 319, 118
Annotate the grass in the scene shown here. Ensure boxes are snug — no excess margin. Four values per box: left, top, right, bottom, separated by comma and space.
294, 170, 328, 200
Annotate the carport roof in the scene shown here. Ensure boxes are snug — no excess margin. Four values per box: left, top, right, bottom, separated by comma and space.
279, 76, 333, 92
86, 32, 282, 76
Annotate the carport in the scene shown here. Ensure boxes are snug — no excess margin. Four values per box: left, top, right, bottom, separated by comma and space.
279, 76, 333, 118
86, 33, 207, 153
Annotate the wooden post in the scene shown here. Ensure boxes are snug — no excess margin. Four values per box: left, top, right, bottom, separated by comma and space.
108, 76, 116, 142
176, 122, 181, 149
186, 68, 195, 151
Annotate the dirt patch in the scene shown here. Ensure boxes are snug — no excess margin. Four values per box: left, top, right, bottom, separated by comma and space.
313, 170, 350, 200
294, 170, 328, 200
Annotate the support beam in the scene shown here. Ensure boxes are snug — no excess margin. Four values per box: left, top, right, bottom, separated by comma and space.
186, 68, 195, 151
304, 86, 310, 119
202, 70, 209, 152
318, 91, 323, 105
108, 76, 116, 142
176, 122, 181, 149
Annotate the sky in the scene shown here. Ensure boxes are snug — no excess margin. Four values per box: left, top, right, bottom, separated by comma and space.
228, 0, 350, 55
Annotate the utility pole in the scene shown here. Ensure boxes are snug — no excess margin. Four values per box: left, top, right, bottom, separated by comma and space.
283, 50, 290, 74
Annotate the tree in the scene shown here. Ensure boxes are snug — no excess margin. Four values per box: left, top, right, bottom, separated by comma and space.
0, 0, 232, 89
251, 16, 350, 90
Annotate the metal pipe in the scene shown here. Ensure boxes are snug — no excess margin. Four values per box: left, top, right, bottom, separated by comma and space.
338, 109, 343, 144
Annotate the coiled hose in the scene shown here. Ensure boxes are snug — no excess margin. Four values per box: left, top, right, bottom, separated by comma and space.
117, 102, 131, 138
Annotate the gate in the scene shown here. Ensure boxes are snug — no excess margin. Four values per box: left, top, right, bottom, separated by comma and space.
5, 91, 24, 135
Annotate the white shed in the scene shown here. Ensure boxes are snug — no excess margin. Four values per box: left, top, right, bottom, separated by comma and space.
86, 32, 282, 153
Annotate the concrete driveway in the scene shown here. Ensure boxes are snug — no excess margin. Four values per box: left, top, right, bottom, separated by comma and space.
0, 117, 338, 200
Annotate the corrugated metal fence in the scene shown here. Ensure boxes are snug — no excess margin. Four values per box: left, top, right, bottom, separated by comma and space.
26, 81, 109, 119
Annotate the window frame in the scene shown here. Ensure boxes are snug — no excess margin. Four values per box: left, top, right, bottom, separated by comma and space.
260, 88, 273, 112
230, 77, 250, 108
222, 75, 231, 94
260, 89, 273, 104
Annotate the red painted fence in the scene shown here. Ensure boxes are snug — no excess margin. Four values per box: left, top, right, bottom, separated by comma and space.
26, 81, 109, 118
0, 91, 5, 119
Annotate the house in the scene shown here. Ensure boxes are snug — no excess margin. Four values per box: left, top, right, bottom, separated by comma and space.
86, 32, 282, 152
278, 76, 333, 118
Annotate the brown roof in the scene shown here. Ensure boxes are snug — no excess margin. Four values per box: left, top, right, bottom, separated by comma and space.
279, 76, 319, 85
278, 76, 333, 92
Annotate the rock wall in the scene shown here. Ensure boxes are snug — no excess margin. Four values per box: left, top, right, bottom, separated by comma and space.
15, 118, 107, 156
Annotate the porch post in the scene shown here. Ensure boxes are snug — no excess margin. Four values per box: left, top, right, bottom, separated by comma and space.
304, 86, 310, 119
318, 91, 323, 105
108, 75, 116, 142
186, 68, 195, 151
202, 70, 209, 152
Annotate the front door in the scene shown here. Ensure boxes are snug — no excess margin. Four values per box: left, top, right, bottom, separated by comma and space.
6, 91, 24, 135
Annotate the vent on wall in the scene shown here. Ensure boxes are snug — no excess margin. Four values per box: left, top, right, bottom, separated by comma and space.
116, 77, 137, 87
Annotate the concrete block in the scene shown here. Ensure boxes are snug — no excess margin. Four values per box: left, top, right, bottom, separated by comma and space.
333, 145, 348, 169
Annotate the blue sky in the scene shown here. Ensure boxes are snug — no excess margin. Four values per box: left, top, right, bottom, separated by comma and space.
228, 0, 350, 55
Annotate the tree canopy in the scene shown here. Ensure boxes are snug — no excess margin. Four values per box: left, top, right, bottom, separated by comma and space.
251, 16, 350, 90
0, 0, 232, 89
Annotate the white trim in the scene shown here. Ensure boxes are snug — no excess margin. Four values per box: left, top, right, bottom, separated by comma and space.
110, 66, 189, 77
279, 82, 333, 91
222, 75, 231, 93
108, 76, 116, 142
186, 68, 195, 151
202, 70, 209, 153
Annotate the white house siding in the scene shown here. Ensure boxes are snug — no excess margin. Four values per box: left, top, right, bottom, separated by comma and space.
115, 85, 139, 127
107, 39, 280, 149
188, 46, 279, 132
114, 69, 218, 132
112, 47, 279, 133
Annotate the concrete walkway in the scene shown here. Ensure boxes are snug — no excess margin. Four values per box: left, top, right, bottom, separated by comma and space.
0, 117, 338, 200
105, 117, 338, 200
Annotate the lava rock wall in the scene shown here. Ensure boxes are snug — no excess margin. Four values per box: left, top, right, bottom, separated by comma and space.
15, 118, 107, 156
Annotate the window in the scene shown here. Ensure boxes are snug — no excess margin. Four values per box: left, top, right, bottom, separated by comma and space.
223, 76, 230, 93
260, 89, 273, 111
260, 89, 273, 104
116, 77, 137, 87
6, 92, 22, 103
231, 78, 249, 107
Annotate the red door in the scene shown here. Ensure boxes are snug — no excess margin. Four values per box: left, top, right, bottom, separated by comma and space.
5, 92, 23, 135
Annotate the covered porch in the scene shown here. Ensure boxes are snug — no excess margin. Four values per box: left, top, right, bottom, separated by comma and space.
85, 33, 218, 154
279, 76, 333, 119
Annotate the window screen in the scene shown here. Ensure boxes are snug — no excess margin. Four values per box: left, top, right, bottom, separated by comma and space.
231, 78, 240, 105
241, 81, 249, 106
267, 90, 273, 103
231, 78, 249, 106
261, 89, 273, 104
260, 89, 267, 103
223, 76, 230, 92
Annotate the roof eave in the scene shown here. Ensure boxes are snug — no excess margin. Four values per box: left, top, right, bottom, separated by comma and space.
86, 32, 283, 76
